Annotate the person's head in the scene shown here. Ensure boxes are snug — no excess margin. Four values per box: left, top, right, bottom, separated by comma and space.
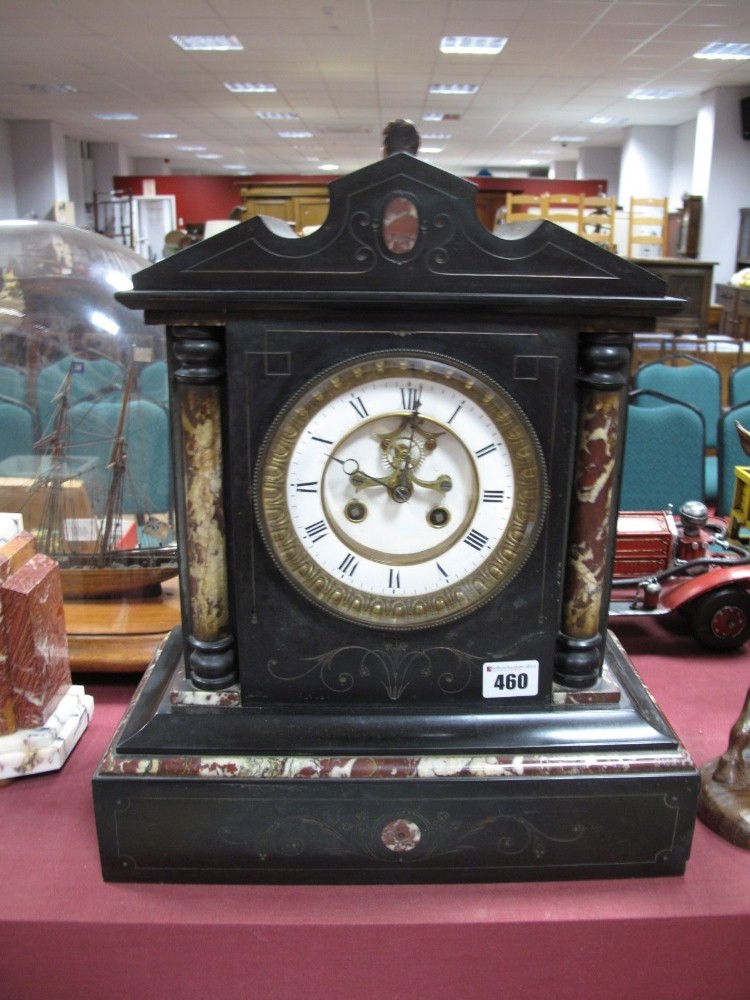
382, 119, 420, 157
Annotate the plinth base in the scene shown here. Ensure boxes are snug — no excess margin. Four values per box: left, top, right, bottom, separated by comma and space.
93, 631, 699, 884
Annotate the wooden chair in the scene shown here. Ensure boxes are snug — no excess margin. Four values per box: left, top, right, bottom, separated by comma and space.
541, 193, 582, 231
579, 195, 617, 250
627, 196, 668, 257
505, 193, 543, 223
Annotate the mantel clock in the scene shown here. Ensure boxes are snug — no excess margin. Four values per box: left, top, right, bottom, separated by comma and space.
93, 145, 699, 883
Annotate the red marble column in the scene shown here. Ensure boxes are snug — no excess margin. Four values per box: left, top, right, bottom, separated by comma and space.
555, 334, 631, 688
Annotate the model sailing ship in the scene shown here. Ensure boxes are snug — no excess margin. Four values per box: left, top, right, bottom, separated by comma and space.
25, 355, 177, 600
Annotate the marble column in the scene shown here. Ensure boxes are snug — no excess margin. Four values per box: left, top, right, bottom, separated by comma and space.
172, 327, 236, 690
555, 333, 631, 688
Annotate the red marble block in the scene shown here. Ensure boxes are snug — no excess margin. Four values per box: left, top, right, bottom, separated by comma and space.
0, 532, 39, 736
1, 551, 71, 730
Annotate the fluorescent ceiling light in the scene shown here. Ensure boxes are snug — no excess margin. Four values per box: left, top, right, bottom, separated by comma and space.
224, 82, 277, 93
627, 88, 681, 100
694, 42, 750, 60
440, 36, 507, 55
319, 163, 339, 171
429, 83, 479, 95
171, 35, 243, 51
23, 83, 77, 94
256, 111, 298, 120
551, 134, 587, 142
278, 131, 313, 138
422, 112, 445, 121
588, 116, 627, 125
143, 132, 177, 139
518, 159, 539, 165
423, 132, 451, 140
93, 112, 138, 120
224, 164, 248, 170
196, 153, 222, 159
420, 146, 444, 154
177, 145, 206, 151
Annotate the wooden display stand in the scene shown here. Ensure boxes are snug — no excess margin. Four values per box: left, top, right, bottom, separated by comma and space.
63, 576, 181, 673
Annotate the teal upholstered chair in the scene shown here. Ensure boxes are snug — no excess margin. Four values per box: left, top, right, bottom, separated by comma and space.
139, 361, 168, 404
729, 364, 750, 407
717, 402, 750, 516
68, 396, 171, 519
36, 355, 124, 434
620, 390, 705, 511
633, 354, 721, 501
0, 365, 28, 406
0, 398, 35, 464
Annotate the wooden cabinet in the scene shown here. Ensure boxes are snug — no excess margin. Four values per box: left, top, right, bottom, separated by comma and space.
716, 282, 750, 340
239, 183, 330, 234
631, 258, 715, 334
667, 195, 702, 258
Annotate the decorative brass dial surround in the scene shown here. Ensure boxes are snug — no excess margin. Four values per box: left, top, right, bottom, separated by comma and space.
255, 351, 547, 629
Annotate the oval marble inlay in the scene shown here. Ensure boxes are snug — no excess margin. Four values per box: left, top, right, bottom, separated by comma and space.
381, 817, 422, 852
382, 196, 419, 254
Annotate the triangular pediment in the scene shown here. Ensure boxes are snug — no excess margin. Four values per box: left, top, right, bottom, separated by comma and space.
120, 153, 674, 313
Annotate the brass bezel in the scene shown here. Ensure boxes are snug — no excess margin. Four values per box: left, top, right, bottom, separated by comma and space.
256, 351, 547, 629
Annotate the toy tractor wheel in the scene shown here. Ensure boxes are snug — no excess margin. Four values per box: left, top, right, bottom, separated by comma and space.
689, 586, 750, 651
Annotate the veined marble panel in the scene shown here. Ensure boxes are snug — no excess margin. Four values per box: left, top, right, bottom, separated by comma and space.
0, 685, 93, 780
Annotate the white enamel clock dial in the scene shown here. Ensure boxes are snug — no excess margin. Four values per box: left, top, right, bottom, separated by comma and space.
256, 352, 547, 629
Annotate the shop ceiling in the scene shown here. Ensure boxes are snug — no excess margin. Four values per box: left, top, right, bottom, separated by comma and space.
0, 0, 748, 177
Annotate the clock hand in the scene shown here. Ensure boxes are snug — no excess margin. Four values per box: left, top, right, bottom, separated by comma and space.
329, 453, 418, 504
392, 405, 422, 499
328, 455, 394, 491
391, 406, 453, 498
410, 472, 453, 494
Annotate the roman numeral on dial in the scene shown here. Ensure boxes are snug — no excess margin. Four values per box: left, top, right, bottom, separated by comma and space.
400, 387, 421, 410
464, 528, 489, 551
304, 520, 328, 543
349, 396, 368, 419
338, 553, 359, 577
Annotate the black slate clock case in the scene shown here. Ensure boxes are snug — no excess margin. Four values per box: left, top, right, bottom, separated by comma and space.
93, 151, 701, 883
226, 320, 575, 714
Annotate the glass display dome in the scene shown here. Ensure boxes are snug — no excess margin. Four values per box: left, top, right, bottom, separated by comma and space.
0, 219, 163, 366
0, 220, 175, 601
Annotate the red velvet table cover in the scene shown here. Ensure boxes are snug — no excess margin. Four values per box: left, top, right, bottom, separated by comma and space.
2, 616, 749, 1000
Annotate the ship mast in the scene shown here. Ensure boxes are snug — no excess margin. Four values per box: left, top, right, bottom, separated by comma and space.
97, 355, 135, 560
32, 366, 74, 557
